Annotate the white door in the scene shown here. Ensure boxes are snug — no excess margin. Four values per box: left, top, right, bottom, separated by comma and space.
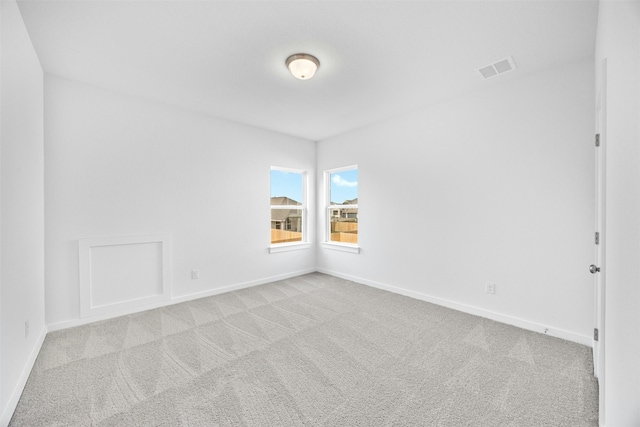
592, 59, 606, 399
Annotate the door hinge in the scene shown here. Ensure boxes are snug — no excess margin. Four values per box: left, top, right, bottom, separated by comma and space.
595, 134, 600, 147
595, 232, 600, 245
594, 328, 599, 342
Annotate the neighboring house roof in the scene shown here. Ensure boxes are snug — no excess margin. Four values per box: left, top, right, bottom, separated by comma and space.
330, 198, 358, 206
271, 196, 301, 206
271, 197, 302, 223
329, 198, 358, 219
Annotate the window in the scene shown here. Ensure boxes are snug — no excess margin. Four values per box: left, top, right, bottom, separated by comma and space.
270, 168, 306, 246
326, 166, 358, 246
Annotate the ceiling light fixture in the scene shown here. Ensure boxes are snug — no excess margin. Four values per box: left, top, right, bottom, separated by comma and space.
286, 53, 320, 80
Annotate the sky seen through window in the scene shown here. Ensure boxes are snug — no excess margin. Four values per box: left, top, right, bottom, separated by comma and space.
330, 169, 358, 204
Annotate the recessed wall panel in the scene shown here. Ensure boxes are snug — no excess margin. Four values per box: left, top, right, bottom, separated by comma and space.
90, 242, 163, 308
79, 234, 171, 318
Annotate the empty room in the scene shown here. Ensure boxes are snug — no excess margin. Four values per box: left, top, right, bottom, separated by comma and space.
1, 0, 639, 425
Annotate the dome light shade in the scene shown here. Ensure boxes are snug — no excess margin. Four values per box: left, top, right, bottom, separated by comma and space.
286, 53, 320, 80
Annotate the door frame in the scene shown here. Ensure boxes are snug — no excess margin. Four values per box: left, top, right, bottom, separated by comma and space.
594, 57, 607, 422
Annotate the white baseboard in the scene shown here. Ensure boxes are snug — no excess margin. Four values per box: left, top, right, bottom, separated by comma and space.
49, 266, 592, 346
317, 268, 592, 347
47, 268, 317, 332
0, 326, 47, 427
170, 268, 317, 305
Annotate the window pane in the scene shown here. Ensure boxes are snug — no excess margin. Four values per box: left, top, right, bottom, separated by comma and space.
329, 169, 358, 205
271, 209, 303, 244
270, 168, 305, 246
330, 208, 358, 244
328, 167, 358, 245
271, 170, 303, 204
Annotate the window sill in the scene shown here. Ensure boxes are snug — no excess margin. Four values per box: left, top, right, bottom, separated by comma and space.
269, 242, 311, 254
321, 242, 361, 254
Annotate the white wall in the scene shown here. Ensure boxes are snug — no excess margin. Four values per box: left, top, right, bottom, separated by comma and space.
0, 1, 46, 425
595, 1, 640, 425
44, 76, 316, 327
318, 59, 595, 344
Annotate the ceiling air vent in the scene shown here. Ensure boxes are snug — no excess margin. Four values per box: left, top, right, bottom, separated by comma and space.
478, 56, 516, 80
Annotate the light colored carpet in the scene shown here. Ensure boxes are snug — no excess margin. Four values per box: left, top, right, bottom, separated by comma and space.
10, 273, 598, 426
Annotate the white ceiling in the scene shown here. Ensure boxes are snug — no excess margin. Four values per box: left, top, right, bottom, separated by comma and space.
17, 0, 599, 141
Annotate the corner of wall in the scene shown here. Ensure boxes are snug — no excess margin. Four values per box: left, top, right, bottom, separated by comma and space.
0, 326, 46, 427
1, 0, 46, 424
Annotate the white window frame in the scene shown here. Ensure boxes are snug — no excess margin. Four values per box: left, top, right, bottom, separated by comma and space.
322, 165, 360, 254
269, 166, 310, 253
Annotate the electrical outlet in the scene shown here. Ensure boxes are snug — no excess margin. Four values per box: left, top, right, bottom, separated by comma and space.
191, 269, 200, 280
25, 320, 30, 338
485, 283, 496, 295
